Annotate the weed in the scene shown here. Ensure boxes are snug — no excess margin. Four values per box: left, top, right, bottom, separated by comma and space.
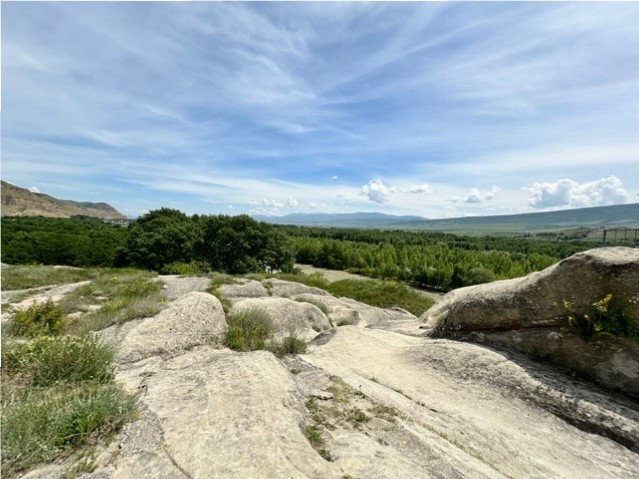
304, 424, 332, 461
369, 404, 400, 423
208, 272, 238, 289
210, 289, 232, 313
62, 270, 164, 335
8, 300, 66, 337
348, 408, 370, 425
225, 308, 274, 351
290, 367, 301, 375
563, 294, 638, 341
268, 334, 307, 357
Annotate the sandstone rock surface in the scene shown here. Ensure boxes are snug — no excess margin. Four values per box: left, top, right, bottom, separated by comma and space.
12, 255, 639, 479
229, 296, 331, 341
87, 347, 338, 479
117, 292, 226, 363
420, 247, 639, 397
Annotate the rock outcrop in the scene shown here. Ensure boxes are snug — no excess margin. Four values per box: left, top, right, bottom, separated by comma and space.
10, 258, 639, 479
420, 247, 639, 398
229, 297, 332, 341
116, 292, 227, 363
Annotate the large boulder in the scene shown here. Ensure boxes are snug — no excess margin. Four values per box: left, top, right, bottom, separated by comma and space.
117, 292, 227, 363
229, 297, 331, 342
419, 247, 639, 398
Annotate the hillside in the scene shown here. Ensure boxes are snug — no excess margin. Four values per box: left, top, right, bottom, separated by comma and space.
396, 203, 639, 233
0, 180, 125, 220
257, 204, 639, 233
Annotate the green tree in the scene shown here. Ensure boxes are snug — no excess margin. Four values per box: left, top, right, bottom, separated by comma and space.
124, 208, 202, 271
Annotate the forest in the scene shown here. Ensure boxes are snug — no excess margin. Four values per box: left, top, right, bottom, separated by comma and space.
1, 209, 601, 290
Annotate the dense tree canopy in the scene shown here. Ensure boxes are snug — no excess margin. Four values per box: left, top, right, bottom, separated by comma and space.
2, 212, 602, 290
1, 216, 127, 267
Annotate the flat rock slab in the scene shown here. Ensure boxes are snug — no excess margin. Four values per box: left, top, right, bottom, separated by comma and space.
302, 326, 639, 478
89, 347, 338, 478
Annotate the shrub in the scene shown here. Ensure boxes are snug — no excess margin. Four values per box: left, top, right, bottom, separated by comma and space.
563, 294, 638, 340
160, 261, 209, 275
224, 308, 274, 351
9, 300, 66, 337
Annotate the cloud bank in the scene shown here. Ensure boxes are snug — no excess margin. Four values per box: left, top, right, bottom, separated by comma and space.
527, 176, 629, 209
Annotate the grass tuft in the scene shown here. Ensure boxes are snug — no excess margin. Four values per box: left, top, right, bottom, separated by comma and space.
268, 334, 307, 357
224, 308, 274, 351
1, 381, 136, 477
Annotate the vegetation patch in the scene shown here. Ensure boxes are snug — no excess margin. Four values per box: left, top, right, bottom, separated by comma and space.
1, 333, 135, 477
60, 269, 164, 335
267, 334, 307, 357
224, 308, 274, 351
304, 424, 332, 461
160, 260, 209, 275
1, 380, 136, 478
1, 265, 93, 291
563, 294, 639, 341
6, 299, 66, 337
326, 279, 434, 317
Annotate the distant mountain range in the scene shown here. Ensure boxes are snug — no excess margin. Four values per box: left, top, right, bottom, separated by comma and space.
254, 203, 639, 233
1, 180, 126, 220
252, 212, 427, 228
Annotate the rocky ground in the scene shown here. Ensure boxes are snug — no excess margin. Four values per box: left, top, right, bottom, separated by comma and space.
5, 253, 639, 478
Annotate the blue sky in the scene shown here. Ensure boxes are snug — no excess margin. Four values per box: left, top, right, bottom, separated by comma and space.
2, 1, 639, 219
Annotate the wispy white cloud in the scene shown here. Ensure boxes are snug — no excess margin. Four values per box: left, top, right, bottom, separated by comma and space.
2, 2, 638, 218
408, 184, 432, 195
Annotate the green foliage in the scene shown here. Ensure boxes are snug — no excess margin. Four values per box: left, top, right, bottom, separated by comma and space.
1, 381, 136, 477
124, 208, 201, 271
283, 224, 593, 291
9, 300, 66, 337
160, 260, 210, 275
2, 336, 115, 387
326, 279, 434, 316
224, 308, 274, 351
1, 216, 127, 268
268, 334, 307, 357
563, 294, 638, 340
200, 214, 295, 274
